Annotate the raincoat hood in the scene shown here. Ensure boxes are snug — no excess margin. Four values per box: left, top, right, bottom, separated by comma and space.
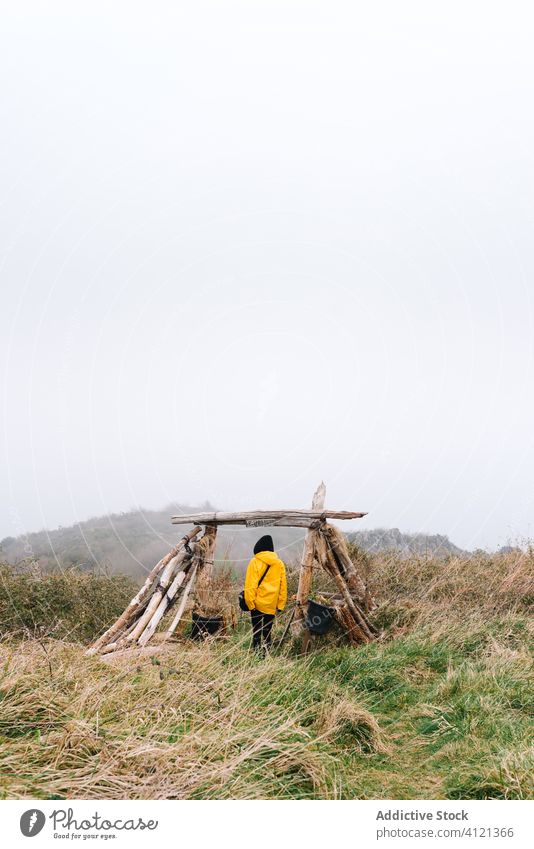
254, 550, 281, 566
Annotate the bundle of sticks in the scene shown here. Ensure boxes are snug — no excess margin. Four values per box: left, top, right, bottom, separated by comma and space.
86, 525, 217, 655
293, 520, 378, 645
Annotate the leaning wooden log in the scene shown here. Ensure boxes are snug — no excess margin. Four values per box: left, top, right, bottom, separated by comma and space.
320, 523, 374, 611
126, 544, 195, 645
137, 564, 191, 647
85, 526, 202, 655
136, 526, 216, 647
335, 604, 367, 646
163, 563, 199, 639
171, 508, 366, 526
100, 641, 120, 655
292, 482, 326, 634
318, 535, 376, 643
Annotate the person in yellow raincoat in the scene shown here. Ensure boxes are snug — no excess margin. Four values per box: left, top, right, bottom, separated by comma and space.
244, 534, 287, 653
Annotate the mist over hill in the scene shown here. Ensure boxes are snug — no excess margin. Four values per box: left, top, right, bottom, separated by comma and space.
0, 504, 467, 578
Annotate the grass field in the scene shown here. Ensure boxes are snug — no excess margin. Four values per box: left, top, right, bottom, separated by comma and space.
0, 547, 532, 800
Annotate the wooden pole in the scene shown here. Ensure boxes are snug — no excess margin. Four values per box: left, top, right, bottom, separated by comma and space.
320, 522, 371, 608
163, 563, 199, 639
317, 531, 376, 642
138, 525, 216, 646
292, 482, 326, 633
171, 508, 365, 526
125, 543, 195, 645
137, 565, 190, 647
85, 526, 201, 655
335, 604, 366, 646
192, 524, 218, 614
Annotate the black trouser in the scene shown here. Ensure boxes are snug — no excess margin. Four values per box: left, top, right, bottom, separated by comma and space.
250, 609, 275, 651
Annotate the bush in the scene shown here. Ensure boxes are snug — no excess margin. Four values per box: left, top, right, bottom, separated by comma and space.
0, 564, 138, 643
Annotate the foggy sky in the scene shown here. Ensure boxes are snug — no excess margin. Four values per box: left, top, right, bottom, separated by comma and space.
2, 1, 534, 550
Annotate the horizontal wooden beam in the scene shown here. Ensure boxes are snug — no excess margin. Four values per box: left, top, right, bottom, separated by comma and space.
171, 509, 367, 527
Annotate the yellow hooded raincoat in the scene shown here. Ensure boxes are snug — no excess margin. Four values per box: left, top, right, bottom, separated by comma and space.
244, 550, 287, 615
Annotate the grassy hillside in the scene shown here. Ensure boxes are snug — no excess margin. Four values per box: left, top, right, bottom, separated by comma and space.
0, 546, 531, 800
0, 504, 215, 578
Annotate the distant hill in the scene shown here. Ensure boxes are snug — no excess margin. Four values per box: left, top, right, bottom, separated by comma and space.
0, 503, 209, 578
347, 527, 464, 557
0, 504, 307, 578
0, 506, 465, 578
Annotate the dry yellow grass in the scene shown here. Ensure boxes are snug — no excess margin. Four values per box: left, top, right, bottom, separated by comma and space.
0, 546, 532, 799
0, 638, 349, 799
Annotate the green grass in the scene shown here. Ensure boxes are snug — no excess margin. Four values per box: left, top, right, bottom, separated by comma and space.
0, 613, 532, 800
0, 547, 532, 799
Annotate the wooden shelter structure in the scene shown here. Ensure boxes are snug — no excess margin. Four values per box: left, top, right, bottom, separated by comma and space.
86, 483, 377, 656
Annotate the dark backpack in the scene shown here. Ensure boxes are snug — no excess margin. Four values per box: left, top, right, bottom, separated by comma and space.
305, 599, 336, 635
238, 562, 272, 612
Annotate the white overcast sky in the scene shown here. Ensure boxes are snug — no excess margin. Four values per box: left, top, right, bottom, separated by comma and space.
1, 1, 533, 550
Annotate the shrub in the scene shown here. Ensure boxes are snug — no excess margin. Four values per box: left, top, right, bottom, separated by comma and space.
0, 563, 138, 643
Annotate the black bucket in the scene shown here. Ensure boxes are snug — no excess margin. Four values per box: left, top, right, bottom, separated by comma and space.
305, 600, 336, 635
191, 612, 224, 640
